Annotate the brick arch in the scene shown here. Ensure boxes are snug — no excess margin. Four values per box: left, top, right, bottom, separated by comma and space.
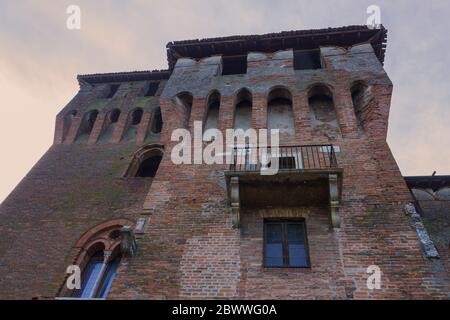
233, 88, 253, 130
267, 86, 295, 138
233, 87, 252, 103
172, 91, 193, 128
307, 83, 341, 135
350, 80, 372, 130
306, 82, 335, 98
75, 109, 99, 143
74, 218, 135, 249
124, 144, 165, 178
58, 218, 135, 297
204, 90, 221, 130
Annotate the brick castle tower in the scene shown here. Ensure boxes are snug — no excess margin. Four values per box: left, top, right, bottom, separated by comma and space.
0, 26, 448, 299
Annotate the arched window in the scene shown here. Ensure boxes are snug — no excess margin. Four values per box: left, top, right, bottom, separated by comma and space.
98, 109, 121, 143
63, 110, 77, 142
110, 109, 121, 123
234, 88, 252, 130
204, 91, 220, 131
125, 145, 164, 178
173, 92, 193, 128
308, 85, 339, 130
59, 219, 135, 299
267, 87, 295, 136
75, 110, 98, 143
123, 108, 144, 141
150, 107, 163, 134
351, 81, 370, 129
73, 245, 122, 299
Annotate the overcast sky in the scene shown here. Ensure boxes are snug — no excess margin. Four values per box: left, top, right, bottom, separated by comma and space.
1, 0, 449, 203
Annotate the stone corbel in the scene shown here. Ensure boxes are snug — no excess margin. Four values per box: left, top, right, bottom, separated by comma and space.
230, 177, 241, 228
329, 174, 341, 228
120, 226, 137, 257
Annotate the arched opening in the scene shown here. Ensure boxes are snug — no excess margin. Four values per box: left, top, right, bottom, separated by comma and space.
308, 85, 339, 131
234, 88, 252, 130
351, 81, 370, 129
150, 107, 163, 134
173, 92, 193, 128
204, 91, 221, 131
125, 145, 164, 178
59, 219, 135, 299
110, 109, 120, 123
123, 108, 144, 141
131, 108, 143, 125
62, 110, 77, 142
72, 246, 121, 299
75, 110, 98, 143
267, 87, 295, 136
136, 155, 163, 177
98, 109, 121, 143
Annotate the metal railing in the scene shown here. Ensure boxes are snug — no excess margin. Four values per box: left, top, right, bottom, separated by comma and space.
229, 144, 338, 172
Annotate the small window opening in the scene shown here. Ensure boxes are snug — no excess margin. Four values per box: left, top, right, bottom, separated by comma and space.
106, 84, 120, 99
145, 82, 159, 97
234, 89, 252, 131
204, 91, 221, 131
109, 230, 121, 240
151, 107, 163, 134
110, 109, 120, 123
294, 50, 321, 70
222, 55, 247, 75
264, 220, 310, 268
279, 156, 296, 169
131, 108, 143, 125
174, 92, 193, 127
136, 155, 163, 177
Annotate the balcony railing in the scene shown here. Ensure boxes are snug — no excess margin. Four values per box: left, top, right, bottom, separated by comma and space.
229, 144, 338, 172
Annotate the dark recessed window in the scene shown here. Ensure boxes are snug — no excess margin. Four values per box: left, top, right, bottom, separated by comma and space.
145, 82, 159, 97
136, 155, 163, 177
222, 55, 247, 75
131, 108, 143, 125
151, 107, 163, 133
264, 220, 310, 268
293, 50, 321, 70
72, 251, 121, 299
106, 84, 120, 99
109, 109, 121, 123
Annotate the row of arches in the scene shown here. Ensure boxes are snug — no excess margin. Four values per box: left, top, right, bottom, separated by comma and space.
174, 81, 371, 136
63, 107, 163, 144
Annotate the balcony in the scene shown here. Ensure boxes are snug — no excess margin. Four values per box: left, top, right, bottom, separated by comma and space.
224, 145, 342, 228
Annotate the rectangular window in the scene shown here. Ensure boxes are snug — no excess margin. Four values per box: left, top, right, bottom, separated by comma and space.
145, 82, 159, 97
264, 220, 310, 268
106, 84, 120, 99
222, 55, 247, 75
293, 49, 321, 70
